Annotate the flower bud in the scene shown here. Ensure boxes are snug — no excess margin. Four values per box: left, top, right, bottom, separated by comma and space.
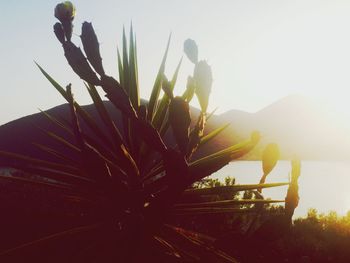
63, 41, 100, 85
194, 60, 212, 113
262, 143, 280, 176
81, 22, 105, 76
184, 38, 198, 64
258, 143, 280, 192
54, 1, 75, 23
285, 159, 301, 220
53, 22, 65, 44
100, 75, 137, 119
54, 2, 75, 41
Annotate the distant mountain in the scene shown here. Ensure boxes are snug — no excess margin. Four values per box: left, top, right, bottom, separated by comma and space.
214, 94, 350, 160
0, 101, 207, 165
1, 95, 349, 164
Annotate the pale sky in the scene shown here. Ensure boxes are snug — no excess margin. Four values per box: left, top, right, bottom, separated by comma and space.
2, 0, 350, 125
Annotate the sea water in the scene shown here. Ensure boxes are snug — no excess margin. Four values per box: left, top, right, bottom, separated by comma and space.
210, 161, 350, 218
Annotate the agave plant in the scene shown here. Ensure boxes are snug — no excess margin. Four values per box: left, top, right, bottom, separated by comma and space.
0, 2, 300, 262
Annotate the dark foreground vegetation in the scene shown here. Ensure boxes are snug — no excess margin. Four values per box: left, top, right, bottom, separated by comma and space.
175, 181, 350, 263
1, 170, 347, 262
239, 208, 350, 263
0, 1, 326, 263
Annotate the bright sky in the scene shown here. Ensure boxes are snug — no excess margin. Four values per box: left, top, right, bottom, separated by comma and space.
2, 0, 350, 125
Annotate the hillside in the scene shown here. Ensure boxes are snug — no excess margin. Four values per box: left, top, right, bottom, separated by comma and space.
215, 95, 350, 160
1, 95, 349, 163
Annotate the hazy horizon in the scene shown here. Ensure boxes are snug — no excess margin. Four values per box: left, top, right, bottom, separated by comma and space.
0, 93, 312, 125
